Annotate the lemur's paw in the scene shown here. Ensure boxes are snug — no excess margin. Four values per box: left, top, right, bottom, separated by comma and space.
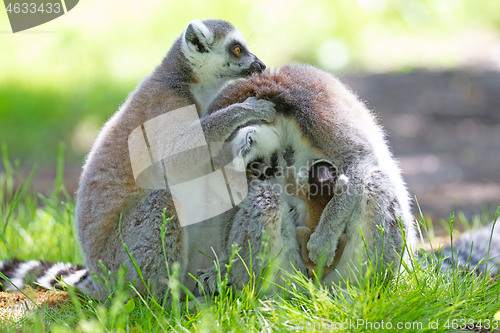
242, 97, 276, 123
195, 268, 219, 297
306, 231, 337, 267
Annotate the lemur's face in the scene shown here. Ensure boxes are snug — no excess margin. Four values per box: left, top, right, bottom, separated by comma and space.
181, 20, 266, 83
220, 29, 266, 77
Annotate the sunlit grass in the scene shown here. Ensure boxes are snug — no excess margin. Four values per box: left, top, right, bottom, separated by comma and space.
0, 145, 82, 263
0, 152, 499, 332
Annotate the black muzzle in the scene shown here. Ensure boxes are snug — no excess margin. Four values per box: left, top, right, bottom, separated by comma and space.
245, 59, 266, 76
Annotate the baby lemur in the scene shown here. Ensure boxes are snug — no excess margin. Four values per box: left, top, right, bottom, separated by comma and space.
294, 160, 349, 279
196, 64, 417, 294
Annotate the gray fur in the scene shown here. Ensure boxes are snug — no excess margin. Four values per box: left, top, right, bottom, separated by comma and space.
201, 65, 418, 292
196, 179, 307, 296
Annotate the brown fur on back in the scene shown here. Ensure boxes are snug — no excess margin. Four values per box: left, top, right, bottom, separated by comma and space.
208, 65, 382, 158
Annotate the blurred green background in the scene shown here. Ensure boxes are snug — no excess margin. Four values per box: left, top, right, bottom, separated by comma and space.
1, 0, 500, 164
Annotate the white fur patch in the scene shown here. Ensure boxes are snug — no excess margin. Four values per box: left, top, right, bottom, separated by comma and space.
337, 174, 349, 187
181, 19, 213, 55
225, 29, 249, 49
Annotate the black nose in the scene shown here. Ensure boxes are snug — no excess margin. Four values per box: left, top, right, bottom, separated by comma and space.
247, 58, 266, 75
254, 59, 266, 71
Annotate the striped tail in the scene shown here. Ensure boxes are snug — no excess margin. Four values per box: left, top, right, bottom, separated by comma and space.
0, 259, 93, 293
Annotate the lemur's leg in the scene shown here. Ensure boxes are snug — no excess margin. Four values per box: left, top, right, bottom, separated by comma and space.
361, 170, 408, 273
297, 227, 348, 279
196, 181, 305, 296
320, 169, 411, 287
93, 189, 186, 299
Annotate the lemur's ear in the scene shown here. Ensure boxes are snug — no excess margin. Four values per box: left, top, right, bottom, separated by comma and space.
183, 19, 212, 53
308, 160, 337, 197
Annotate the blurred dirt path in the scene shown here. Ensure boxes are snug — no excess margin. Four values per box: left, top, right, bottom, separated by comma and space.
344, 69, 500, 224
0, 287, 70, 322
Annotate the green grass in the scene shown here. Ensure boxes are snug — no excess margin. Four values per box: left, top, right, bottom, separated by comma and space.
1, 150, 499, 332
0, 81, 131, 165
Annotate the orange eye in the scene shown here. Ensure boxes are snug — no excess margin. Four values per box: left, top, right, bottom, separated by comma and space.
234, 46, 241, 55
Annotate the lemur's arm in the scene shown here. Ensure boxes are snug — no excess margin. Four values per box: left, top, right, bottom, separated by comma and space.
161, 97, 275, 178
306, 165, 363, 266
297, 227, 348, 279
201, 97, 275, 143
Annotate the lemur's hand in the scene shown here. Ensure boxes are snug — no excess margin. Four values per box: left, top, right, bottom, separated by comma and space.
240, 97, 276, 123
306, 227, 339, 267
